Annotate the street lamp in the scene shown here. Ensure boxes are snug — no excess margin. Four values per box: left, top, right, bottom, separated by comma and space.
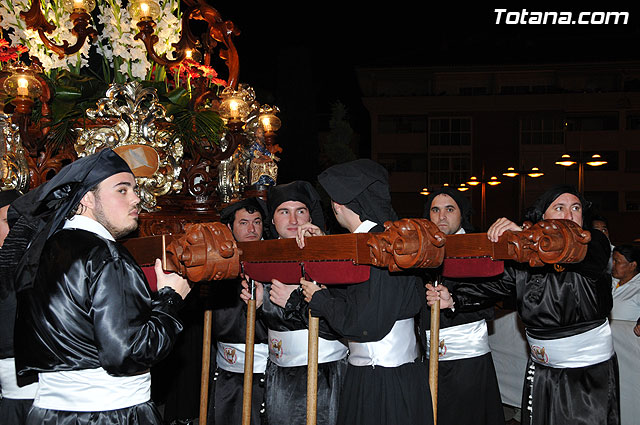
502, 166, 545, 220
554, 153, 607, 193
466, 174, 501, 230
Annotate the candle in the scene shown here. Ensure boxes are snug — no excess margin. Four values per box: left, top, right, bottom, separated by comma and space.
17, 77, 29, 97
261, 116, 272, 132
229, 100, 239, 119
140, 2, 150, 18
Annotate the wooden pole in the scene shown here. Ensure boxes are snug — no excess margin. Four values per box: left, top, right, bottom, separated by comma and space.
242, 281, 257, 425
429, 281, 441, 425
307, 311, 319, 425
199, 309, 213, 425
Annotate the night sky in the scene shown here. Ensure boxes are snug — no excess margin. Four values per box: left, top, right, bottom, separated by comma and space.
213, 4, 640, 182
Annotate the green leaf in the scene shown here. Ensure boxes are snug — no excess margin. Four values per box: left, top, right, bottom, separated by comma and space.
166, 87, 190, 107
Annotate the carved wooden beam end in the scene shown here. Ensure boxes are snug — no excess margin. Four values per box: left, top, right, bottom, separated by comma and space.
367, 218, 446, 272
505, 219, 591, 267
165, 222, 239, 282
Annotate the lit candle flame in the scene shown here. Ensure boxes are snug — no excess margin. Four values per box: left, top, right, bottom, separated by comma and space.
229, 100, 239, 118
17, 77, 29, 97
140, 2, 150, 17
261, 117, 272, 132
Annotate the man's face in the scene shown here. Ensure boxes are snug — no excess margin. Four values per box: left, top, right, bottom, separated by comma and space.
542, 193, 583, 227
272, 200, 310, 239
592, 220, 609, 239
429, 194, 462, 235
0, 205, 9, 247
84, 172, 140, 239
229, 208, 263, 242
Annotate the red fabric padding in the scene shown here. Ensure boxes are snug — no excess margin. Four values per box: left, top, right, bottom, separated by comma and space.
242, 261, 370, 285
304, 262, 370, 284
142, 266, 157, 292
441, 258, 504, 278
243, 262, 302, 284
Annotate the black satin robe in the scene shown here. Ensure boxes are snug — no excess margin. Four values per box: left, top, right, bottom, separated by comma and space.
309, 247, 433, 425
14, 229, 184, 425
207, 279, 268, 425
453, 229, 619, 425
259, 282, 347, 425
0, 289, 35, 425
425, 273, 504, 425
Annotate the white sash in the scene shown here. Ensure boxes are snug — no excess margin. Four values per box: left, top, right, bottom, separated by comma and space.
268, 329, 348, 367
426, 319, 491, 361
216, 342, 268, 374
526, 319, 615, 368
348, 318, 419, 367
34, 368, 150, 411
0, 358, 38, 399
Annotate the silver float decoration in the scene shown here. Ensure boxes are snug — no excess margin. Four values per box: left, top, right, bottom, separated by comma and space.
74, 82, 183, 211
0, 114, 29, 193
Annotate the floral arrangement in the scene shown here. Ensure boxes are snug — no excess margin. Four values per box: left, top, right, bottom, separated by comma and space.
0, 0, 227, 152
0, 0, 179, 81
0, 0, 89, 73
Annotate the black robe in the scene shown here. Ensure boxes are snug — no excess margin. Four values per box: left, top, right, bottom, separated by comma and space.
15, 229, 184, 425
425, 273, 504, 425
259, 283, 347, 425
452, 229, 619, 425
309, 228, 432, 425
0, 290, 36, 425
207, 279, 268, 425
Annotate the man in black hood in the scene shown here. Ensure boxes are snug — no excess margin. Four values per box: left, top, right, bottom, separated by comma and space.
207, 197, 269, 425
422, 187, 504, 425
428, 185, 617, 425
241, 181, 347, 425
8, 149, 191, 425
300, 159, 432, 425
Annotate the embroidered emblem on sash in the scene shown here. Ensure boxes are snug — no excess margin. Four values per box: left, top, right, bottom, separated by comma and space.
530, 345, 548, 363
223, 347, 237, 364
270, 338, 283, 359
438, 339, 447, 357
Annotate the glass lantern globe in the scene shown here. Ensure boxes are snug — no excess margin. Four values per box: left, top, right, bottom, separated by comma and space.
4, 71, 42, 99
219, 91, 250, 122
129, 0, 161, 22
61, 0, 96, 13
259, 112, 281, 133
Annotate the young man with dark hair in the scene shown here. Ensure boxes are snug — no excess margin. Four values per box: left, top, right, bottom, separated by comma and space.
208, 197, 269, 425
423, 187, 504, 425
241, 181, 347, 425
7, 149, 191, 425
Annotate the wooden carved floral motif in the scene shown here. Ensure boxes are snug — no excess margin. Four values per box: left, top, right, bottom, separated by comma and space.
368, 219, 446, 272
505, 219, 591, 267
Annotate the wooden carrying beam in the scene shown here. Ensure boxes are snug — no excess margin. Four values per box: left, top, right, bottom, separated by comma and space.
152, 218, 591, 283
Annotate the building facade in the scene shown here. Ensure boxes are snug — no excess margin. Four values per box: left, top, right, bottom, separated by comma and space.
358, 61, 640, 243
